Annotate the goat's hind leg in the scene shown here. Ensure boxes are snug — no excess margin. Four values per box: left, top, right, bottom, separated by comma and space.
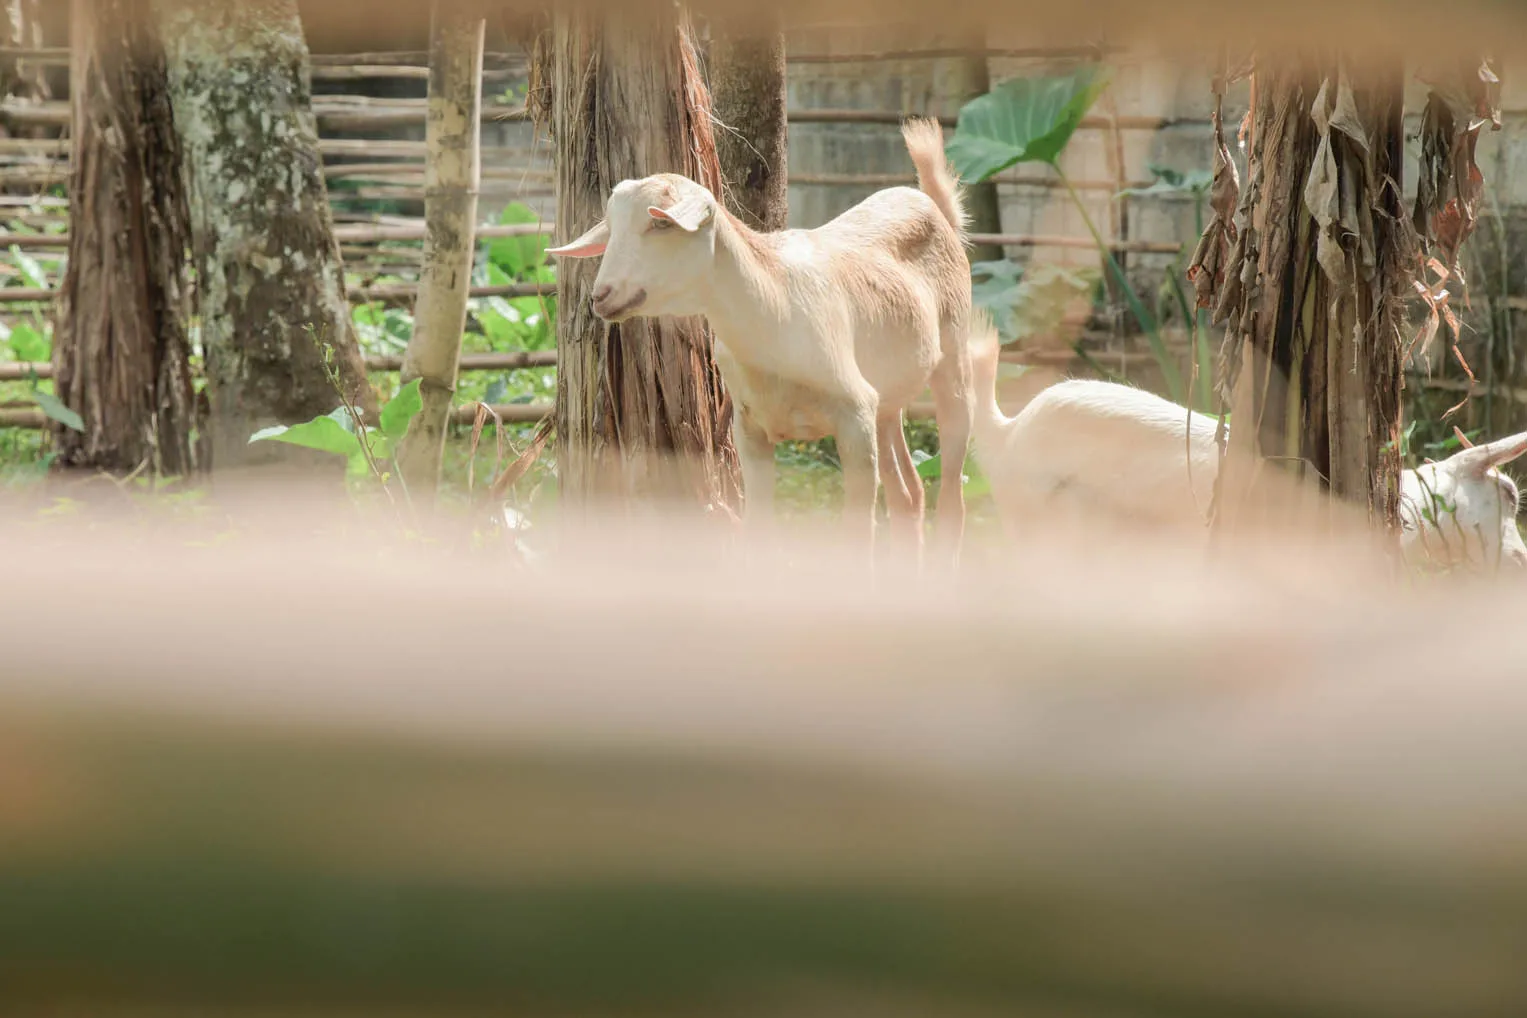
878, 410, 925, 564
835, 396, 881, 561
929, 336, 974, 566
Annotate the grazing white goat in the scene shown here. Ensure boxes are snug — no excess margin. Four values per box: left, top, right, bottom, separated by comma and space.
967, 312, 1527, 572
546, 119, 974, 561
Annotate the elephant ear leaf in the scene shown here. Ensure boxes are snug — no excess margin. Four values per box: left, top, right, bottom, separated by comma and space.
944, 65, 1112, 183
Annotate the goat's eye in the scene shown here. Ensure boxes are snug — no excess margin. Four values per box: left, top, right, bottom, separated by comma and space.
649, 217, 672, 231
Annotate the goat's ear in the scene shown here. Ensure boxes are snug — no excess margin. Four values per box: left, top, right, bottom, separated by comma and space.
546, 220, 610, 258
1452, 430, 1527, 477
648, 194, 713, 233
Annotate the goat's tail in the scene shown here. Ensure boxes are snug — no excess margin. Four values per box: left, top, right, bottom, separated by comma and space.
902, 117, 968, 243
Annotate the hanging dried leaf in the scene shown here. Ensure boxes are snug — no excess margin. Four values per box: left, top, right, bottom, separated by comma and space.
1412, 58, 1500, 270
1186, 56, 1243, 312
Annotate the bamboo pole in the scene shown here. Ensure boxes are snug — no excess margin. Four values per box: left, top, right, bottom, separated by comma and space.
396, 1, 487, 500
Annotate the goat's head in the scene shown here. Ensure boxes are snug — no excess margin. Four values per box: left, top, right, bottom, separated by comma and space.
1400, 430, 1527, 574
545, 173, 719, 323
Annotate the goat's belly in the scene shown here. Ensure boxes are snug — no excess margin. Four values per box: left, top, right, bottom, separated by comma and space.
743, 391, 835, 443
723, 365, 836, 443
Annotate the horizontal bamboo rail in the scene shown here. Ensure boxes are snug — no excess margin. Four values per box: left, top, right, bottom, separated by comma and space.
0, 46, 526, 66
0, 101, 530, 131
0, 225, 1180, 256
788, 172, 1157, 192
0, 281, 553, 303
785, 44, 1120, 62
0, 349, 559, 384
0, 222, 551, 250
0, 401, 552, 430
786, 109, 1188, 130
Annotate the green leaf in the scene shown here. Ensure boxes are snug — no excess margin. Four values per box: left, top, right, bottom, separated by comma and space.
972, 260, 1096, 346
944, 66, 1111, 182
378, 377, 423, 441
9, 243, 49, 290
1115, 165, 1213, 201
31, 386, 82, 432
7, 322, 49, 363
247, 410, 363, 458
487, 202, 551, 279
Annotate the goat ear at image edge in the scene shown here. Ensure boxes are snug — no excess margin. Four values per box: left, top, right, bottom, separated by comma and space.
546, 220, 610, 258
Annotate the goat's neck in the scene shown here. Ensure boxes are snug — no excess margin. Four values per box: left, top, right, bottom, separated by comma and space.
702, 212, 788, 353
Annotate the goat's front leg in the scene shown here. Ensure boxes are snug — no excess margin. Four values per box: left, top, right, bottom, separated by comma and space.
734, 402, 776, 537
835, 399, 880, 556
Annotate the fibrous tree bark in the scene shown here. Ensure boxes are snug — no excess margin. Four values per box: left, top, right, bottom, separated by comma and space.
52, 0, 195, 475
154, 0, 376, 475
708, 11, 787, 233
545, 1, 740, 511
397, 0, 485, 501
1195, 54, 1412, 538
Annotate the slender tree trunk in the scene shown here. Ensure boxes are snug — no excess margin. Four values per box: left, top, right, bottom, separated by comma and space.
708, 12, 787, 233
549, 1, 740, 511
52, 0, 195, 475
1208, 54, 1408, 537
397, 0, 484, 501
928, 26, 1001, 264
153, 0, 376, 476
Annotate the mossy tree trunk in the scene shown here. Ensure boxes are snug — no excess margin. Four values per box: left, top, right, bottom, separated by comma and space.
397, 0, 484, 501
153, 0, 376, 476
1206, 55, 1409, 537
708, 11, 787, 233
52, 0, 195, 475
548, 1, 740, 512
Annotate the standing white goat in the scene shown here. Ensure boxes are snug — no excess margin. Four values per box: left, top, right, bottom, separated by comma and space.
968, 312, 1527, 572
546, 119, 973, 562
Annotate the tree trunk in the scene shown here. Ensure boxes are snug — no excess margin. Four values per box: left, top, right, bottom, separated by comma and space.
928, 27, 1002, 264
52, 0, 195, 476
397, 0, 484, 501
1208, 55, 1409, 538
708, 13, 787, 233
549, 1, 740, 512
154, 0, 376, 476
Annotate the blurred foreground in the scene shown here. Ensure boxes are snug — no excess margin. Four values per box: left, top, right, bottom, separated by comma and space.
1, 490, 1526, 1017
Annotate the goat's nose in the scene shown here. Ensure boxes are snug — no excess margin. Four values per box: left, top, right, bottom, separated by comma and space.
591, 284, 612, 304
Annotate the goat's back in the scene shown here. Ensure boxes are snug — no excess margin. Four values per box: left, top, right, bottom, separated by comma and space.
984, 379, 1220, 529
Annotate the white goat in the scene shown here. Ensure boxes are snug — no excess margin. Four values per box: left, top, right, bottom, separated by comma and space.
968, 312, 1527, 572
547, 119, 973, 561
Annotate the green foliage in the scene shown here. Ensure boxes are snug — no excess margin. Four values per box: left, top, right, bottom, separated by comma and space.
944, 65, 1111, 180
487, 202, 553, 283
31, 387, 83, 432
9, 244, 49, 290
950, 66, 1190, 406
352, 303, 413, 354
5, 321, 48, 363
249, 378, 423, 478
911, 449, 991, 500
972, 259, 1098, 346
1116, 164, 1213, 201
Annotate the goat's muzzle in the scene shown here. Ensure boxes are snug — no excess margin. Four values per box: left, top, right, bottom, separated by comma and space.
592, 287, 647, 322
